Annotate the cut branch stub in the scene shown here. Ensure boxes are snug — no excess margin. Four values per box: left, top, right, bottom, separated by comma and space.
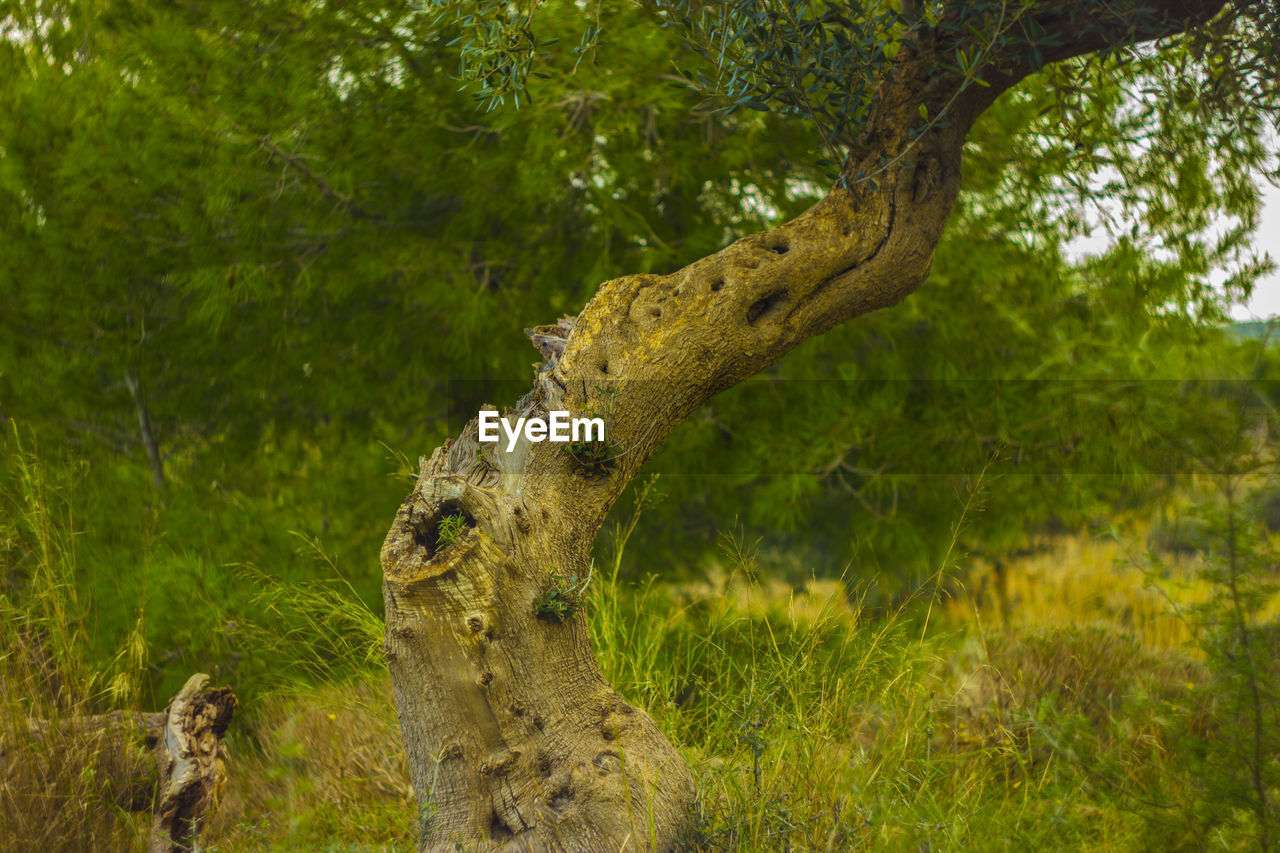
148, 673, 238, 853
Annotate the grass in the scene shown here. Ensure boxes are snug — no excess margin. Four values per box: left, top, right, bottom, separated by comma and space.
207, 680, 415, 851
190, 561, 1224, 852
588, 558, 1195, 851
3, 438, 1277, 851
0, 429, 152, 851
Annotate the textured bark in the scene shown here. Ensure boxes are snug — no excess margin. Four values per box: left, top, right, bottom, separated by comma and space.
381, 2, 1225, 850
148, 674, 238, 853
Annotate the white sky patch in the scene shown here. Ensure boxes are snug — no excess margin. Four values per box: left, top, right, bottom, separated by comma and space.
383, 54, 406, 88
1233, 179, 1280, 320
733, 180, 781, 222
326, 58, 356, 99
1048, 75, 1279, 320
1063, 175, 1280, 320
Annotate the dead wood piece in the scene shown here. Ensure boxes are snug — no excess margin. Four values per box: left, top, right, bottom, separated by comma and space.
148, 673, 238, 853
1, 672, 237, 853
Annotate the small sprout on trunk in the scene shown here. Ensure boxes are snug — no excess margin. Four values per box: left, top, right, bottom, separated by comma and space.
567, 382, 623, 472
436, 513, 469, 549
533, 563, 593, 623
567, 437, 624, 472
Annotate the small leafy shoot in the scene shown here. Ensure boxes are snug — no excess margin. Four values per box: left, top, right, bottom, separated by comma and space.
533, 564, 593, 623
567, 437, 624, 473
436, 513, 469, 550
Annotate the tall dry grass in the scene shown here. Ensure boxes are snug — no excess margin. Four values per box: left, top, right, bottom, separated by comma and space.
1, 429, 151, 851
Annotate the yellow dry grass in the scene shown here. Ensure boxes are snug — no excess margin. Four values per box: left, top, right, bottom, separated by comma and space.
945, 522, 1280, 651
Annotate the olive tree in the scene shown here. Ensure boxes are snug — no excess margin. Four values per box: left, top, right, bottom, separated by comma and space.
379, 1, 1275, 850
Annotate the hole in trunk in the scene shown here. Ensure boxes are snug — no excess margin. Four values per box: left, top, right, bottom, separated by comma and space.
489, 812, 514, 840
408, 501, 476, 557
710, 277, 724, 291
550, 785, 573, 811
746, 290, 787, 325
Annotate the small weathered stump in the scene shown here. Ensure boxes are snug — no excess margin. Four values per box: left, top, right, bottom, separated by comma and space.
147, 673, 238, 853
2, 672, 237, 852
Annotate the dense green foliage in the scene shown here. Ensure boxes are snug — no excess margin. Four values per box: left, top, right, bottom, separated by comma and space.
1, 0, 1276, 701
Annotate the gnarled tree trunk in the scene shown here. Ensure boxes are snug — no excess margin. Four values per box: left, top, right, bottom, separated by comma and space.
380, 2, 1224, 850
